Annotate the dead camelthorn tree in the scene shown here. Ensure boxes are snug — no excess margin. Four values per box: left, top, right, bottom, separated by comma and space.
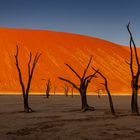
94, 89, 103, 98
45, 79, 51, 98
63, 85, 69, 96
126, 23, 140, 115
53, 86, 57, 95
58, 56, 98, 112
92, 68, 115, 115
71, 86, 74, 97
15, 45, 41, 113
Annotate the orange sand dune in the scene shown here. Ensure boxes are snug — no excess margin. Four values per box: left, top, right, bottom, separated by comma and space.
0, 28, 138, 94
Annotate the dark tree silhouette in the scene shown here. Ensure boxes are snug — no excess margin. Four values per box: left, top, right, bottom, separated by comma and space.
94, 89, 103, 98
126, 23, 140, 115
58, 56, 98, 111
92, 68, 115, 115
46, 79, 51, 98
15, 45, 41, 113
53, 86, 57, 95
71, 86, 74, 97
63, 84, 69, 96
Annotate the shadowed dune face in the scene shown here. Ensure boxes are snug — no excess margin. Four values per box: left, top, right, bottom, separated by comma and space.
0, 28, 139, 93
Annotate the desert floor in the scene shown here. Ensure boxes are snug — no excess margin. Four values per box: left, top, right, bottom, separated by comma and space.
0, 94, 140, 140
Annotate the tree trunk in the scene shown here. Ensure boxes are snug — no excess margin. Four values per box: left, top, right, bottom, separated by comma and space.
108, 95, 115, 115
46, 93, 50, 98
80, 90, 95, 111
131, 89, 139, 115
131, 91, 135, 112
23, 94, 33, 113
81, 91, 88, 109
71, 87, 74, 98
106, 87, 115, 115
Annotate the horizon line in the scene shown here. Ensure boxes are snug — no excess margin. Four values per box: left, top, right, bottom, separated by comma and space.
0, 26, 127, 47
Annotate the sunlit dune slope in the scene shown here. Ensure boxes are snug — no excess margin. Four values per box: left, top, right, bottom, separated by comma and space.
0, 28, 138, 93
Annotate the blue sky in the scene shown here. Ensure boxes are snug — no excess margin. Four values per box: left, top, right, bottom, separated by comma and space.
0, 0, 140, 46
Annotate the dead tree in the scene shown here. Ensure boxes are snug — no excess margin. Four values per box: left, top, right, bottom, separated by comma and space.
54, 86, 57, 95
93, 68, 115, 115
63, 85, 69, 96
126, 23, 140, 115
58, 56, 98, 111
15, 45, 41, 113
94, 89, 103, 98
71, 86, 74, 97
46, 79, 51, 98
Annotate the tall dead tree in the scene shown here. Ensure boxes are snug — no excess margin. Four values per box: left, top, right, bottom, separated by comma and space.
63, 85, 69, 96
92, 68, 115, 115
15, 45, 41, 113
127, 23, 140, 115
58, 56, 98, 111
46, 79, 51, 98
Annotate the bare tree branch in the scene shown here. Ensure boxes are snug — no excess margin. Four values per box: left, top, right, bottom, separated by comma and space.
64, 63, 81, 80
26, 53, 41, 94
100, 83, 105, 86
127, 23, 139, 67
92, 67, 106, 81
82, 56, 92, 79
31, 53, 42, 75
28, 52, 32, 76
58, 77, 79, 90
129, 36, 134, 77
125, 60, 131, 65
85, 70, 98, 87
84, 69, 98, 82
15, 45, 25, 95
